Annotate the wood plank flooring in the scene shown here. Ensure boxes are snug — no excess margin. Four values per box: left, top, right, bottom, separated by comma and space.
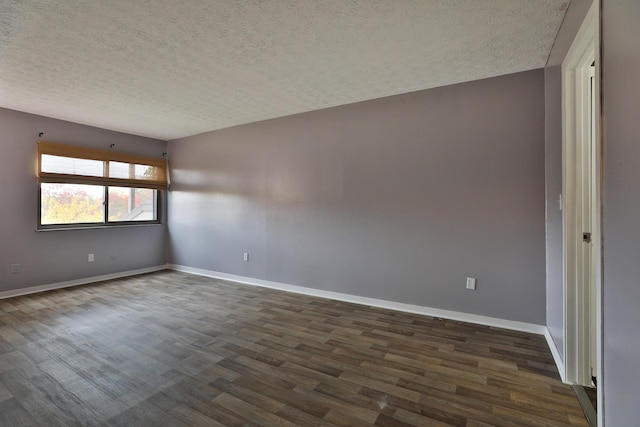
0, 271, 588, 426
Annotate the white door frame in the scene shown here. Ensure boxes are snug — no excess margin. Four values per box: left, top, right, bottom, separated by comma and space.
561, 0, 602, 422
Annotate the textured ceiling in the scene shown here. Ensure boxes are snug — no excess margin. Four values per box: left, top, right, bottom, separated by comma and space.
0, 1, 569, 140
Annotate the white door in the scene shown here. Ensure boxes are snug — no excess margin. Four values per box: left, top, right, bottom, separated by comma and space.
587, 63, 597, 385
581, 63, 597, 385
562, 0, 600, 391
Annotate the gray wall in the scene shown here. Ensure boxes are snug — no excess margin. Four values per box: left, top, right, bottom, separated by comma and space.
0, 108, 167, 291
602, 0, 640, 424
168, 70, 547, 324
544, 0, 593, 364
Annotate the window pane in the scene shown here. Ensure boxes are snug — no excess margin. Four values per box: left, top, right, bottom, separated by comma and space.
40, 183, 104, 225
108, 161, 130, 179
109, 161, 160, 180
108, 187, 157, 222
41, 155, 104, 177
135, 164, 158, 180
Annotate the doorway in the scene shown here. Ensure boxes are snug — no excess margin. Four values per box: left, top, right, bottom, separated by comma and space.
561, 0, 601, 424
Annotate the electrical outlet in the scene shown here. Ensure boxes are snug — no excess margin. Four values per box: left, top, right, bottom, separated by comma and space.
466, 277, 477, 290
10, 264, 20, 274
88, 254, 94, 262
243, 252, 249, 262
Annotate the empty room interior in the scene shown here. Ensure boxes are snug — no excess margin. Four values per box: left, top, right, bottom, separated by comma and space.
0, 0, 638, 426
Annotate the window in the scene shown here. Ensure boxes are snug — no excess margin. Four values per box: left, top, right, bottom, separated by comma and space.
37, 141, 167, 229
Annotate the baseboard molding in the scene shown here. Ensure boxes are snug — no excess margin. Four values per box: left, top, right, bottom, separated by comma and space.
168, 264, 546, 335
2, 264, 566, 379
544, 327, 567, 383
0, 265, 168, 300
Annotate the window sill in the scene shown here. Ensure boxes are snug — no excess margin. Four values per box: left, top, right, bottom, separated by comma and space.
36, 222, 164, 232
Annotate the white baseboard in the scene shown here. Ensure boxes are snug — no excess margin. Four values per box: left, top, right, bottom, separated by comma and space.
2, 263, 565, 379
0, 265, 168, 300
544, 327, 567, 383
168, 264, 546, 335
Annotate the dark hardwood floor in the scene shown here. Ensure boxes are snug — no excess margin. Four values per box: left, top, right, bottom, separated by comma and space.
0, 271, 588, 426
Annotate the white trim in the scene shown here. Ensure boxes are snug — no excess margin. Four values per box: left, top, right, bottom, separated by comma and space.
1, 264, 566, 384
0, 265, 168, 300
545, 328, 567, 383
561, 0, 601, 389
168, 264, 546, 335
